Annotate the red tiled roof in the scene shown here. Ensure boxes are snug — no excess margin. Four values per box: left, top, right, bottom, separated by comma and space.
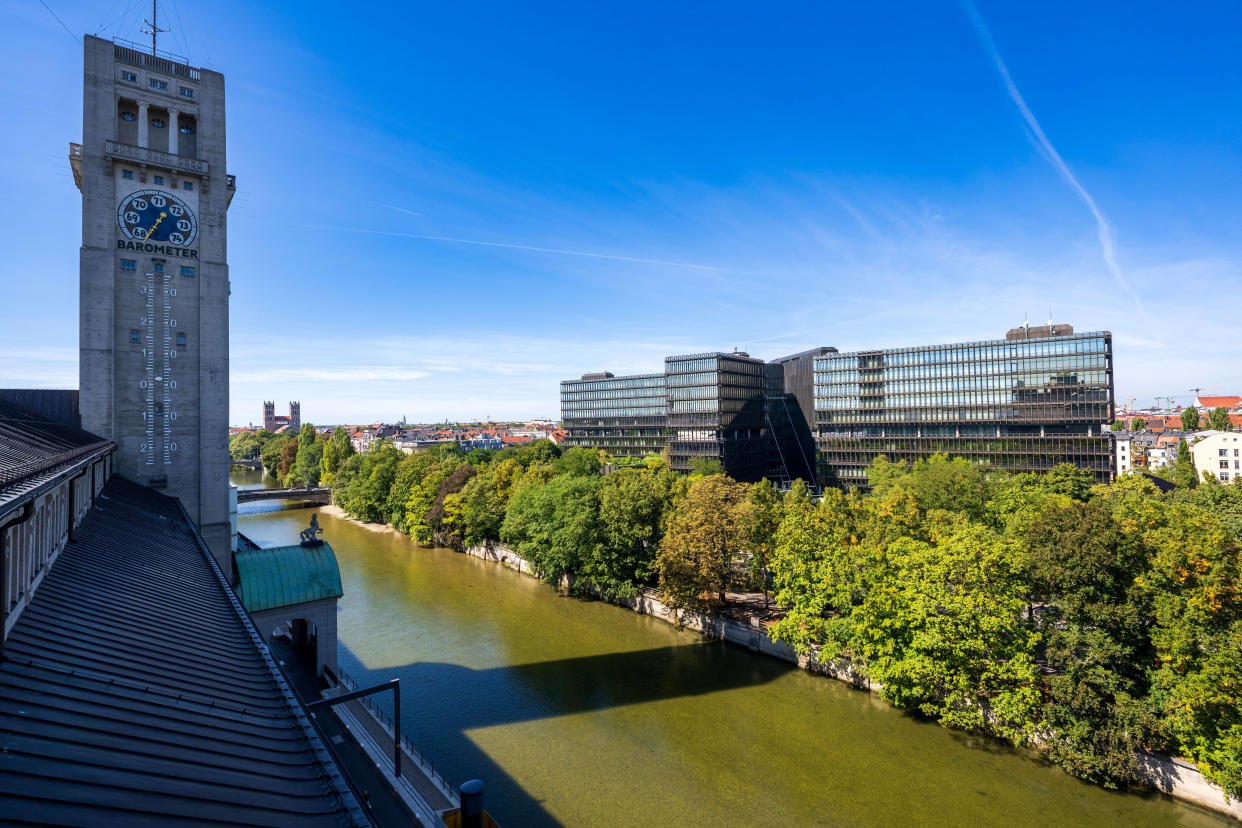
1199, 396, 1242, 409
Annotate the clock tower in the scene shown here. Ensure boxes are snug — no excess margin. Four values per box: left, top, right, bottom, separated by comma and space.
72, 35, 233, 565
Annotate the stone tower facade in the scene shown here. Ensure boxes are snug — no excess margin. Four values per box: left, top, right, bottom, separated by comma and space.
73, 35, 233, 565
263, 401, 276, 432
289, 401, 301, 431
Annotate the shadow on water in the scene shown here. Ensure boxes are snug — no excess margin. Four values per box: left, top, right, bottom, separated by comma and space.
339, 639, 792, 827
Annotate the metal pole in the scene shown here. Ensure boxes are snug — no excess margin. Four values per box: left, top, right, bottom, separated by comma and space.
392, 679, 401, 779
307, 678, 402, 780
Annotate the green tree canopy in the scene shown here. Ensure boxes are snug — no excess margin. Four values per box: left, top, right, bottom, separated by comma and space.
1208, 406, 1233, 431
501, 474, 602, 590
656, 474, 749, 611
853, 524, 1041, 744
1175, 439, 1199, 489
1129, 417, 1146, 431
1182, 407, 1202, 431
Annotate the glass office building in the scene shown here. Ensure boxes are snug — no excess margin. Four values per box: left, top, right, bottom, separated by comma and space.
561, 351, 809, 483
813, 325, 1114, 486
559, 372, 669, 458
665, 352, 769, 480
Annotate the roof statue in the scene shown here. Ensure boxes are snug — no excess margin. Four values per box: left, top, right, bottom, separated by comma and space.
300, 513, 323, 545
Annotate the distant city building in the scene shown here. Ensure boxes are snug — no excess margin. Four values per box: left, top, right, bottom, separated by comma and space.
814, 325, 1114, 485
263, 400, 301, 432
1189, 431, 1242, 483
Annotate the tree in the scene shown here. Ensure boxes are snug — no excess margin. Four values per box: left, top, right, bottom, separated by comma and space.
1138, 501, 1242, 797
655, 475, 749, 612
500, 475, 602, 590
1209, 406, 1233, 432
426, 462, 477, 548
1109, 420, 1126, 432
260, 433, 292, 477
331, 441, 402, 523
868, 452, 990, 523
1182, 407, 1202, 431
1130, 417, 1146, 431
741, 478, 784, 602
1021, 500, 1158, 786
293, 423, 324, 486
229, 430, 262, 459
320, 427, 355, 483
768, 488, 872, 658
555, 447, 603, 477
852, 525, 1041, 744
278, 436, 300, 480
688, 457, 724, 476
587, 468, 679, 599
454, 458, 524, 549
1174, 439, 1198, 489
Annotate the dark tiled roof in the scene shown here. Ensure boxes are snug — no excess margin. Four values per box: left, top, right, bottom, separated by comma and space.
0, 398, 113, 509
0, 478, 366, 826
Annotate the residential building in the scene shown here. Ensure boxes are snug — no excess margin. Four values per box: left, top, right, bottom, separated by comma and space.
1189, 431, 1242, 483
1113, 432, 1133, 475
813, 324, 1115, 486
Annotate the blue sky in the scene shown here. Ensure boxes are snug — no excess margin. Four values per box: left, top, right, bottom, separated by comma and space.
3, 1, 1240, 424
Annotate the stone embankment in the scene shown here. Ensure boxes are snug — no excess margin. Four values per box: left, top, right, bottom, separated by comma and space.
463, 541, 1242, 822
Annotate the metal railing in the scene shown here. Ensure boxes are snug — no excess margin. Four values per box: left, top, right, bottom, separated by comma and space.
105, 140, 208, 174
334, 666, 454, 796
113, 40, 198, 79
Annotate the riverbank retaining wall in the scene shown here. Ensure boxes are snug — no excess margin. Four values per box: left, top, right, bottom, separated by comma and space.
462, 541, 1242, 821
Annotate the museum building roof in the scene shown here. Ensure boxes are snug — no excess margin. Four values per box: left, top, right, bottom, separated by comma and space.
235, 541, 345, 612
0, 477, 366, 825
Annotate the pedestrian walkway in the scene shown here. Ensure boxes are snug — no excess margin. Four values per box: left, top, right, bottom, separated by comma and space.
268, 636, 437, 826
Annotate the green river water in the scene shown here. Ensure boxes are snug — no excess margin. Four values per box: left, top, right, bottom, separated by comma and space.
233, 469, 1230, 827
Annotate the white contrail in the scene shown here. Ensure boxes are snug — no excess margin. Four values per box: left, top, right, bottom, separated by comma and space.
961, 1, 1141, 310
292, 223, 716, 270
375, 202, 423, 217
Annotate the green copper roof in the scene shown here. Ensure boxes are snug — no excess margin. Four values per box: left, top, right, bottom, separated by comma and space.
234, 542, 344, 612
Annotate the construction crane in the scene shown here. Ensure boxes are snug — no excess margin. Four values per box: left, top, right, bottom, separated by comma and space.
1189, 387, 1216, 406
1123, 396, 1136, 412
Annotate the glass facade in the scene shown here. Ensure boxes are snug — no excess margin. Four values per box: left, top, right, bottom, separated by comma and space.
813, 329, 1114, 486
560, 373, 669, 458
665, 352, 769, 480
560, 352, 783, 482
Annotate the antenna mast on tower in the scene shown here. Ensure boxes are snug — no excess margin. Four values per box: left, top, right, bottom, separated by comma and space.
141, 1, 166, 56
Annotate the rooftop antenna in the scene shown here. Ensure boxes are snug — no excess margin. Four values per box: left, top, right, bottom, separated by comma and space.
1022, 314, 1030, 330
1047, 310, 1053, 328
141, 0, 166, 56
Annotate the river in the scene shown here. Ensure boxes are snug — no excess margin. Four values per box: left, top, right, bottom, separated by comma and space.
232, 469, 1228, 827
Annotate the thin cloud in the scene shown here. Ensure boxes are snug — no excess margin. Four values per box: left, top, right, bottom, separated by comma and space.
375, 201, 423, 217
961, 1, 1143, 313
289, 223, 716, 270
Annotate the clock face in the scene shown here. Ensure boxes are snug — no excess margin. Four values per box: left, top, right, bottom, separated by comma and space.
117, 189, 197, 246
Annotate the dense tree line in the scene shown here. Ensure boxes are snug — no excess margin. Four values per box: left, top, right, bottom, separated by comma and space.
228, 424, 355, 486
321, 436, 1242, 800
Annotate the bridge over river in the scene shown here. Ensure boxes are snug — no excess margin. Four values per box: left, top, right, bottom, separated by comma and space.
236, 486, 331, 504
